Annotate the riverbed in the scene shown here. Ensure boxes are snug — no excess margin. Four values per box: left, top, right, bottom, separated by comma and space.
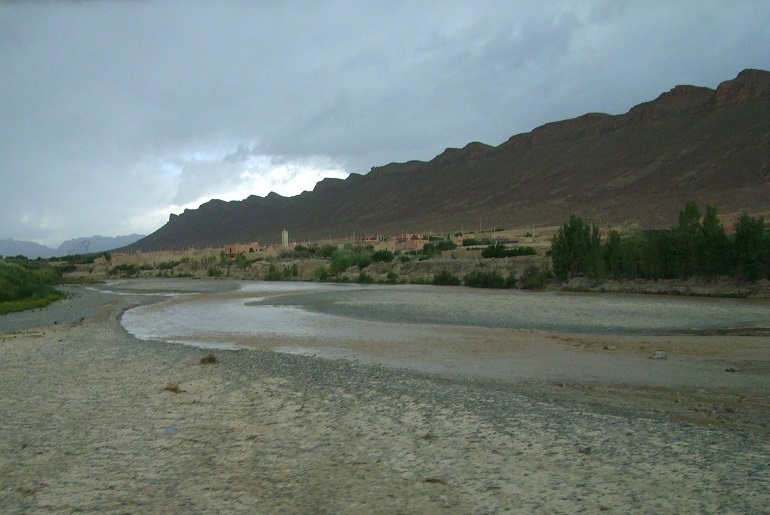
114, 280, 770, 389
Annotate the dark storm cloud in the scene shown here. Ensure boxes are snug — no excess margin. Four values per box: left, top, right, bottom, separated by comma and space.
1, 1, 769, 245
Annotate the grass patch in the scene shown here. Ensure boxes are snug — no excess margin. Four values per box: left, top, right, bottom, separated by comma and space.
0, 292, 66, 315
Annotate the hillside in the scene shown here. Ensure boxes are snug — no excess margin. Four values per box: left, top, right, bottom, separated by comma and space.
126, 69, 770, 251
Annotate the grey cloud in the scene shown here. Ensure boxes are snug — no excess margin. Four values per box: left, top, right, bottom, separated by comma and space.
1, 1, 769, 245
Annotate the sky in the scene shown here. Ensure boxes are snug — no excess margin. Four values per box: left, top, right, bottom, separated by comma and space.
1, 1, 769, 247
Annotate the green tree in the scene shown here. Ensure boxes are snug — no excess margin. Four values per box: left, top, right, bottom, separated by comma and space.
603, 230, 623, 278
698, 205, 729, 277
482, 243, 508, 258
673, 201, 702, 277
734, 214, 766, 280
550, 215, 602, 280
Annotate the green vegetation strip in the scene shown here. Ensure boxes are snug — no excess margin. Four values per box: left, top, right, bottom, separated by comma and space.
551, 203, 770, 282
0, 259, 66, 314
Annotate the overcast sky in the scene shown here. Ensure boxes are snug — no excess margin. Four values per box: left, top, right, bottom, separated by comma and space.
2, 1, 769, 246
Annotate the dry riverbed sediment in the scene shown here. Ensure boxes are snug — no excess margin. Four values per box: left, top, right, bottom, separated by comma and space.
0, 284, 768, 513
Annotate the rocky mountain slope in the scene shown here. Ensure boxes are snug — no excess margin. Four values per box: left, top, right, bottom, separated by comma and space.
127, 69, 770, 251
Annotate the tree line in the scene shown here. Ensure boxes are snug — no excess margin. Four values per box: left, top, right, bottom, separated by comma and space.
551, 202, 770, 281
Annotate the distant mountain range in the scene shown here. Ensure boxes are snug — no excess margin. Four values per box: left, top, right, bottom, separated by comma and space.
123, 68, 770, 251
1, 234, 145, 259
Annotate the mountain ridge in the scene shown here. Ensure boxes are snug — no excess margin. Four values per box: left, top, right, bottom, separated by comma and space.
1, 234, 146, 259
126, 68, 770, 251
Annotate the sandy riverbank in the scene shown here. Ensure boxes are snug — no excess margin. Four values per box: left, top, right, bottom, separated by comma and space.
1, 285, 768, 513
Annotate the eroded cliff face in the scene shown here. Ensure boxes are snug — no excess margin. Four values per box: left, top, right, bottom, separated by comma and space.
126, 69, 770, 252
714, 68, 770, 105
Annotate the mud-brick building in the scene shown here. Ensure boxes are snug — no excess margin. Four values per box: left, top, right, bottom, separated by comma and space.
225, 242, 260, 258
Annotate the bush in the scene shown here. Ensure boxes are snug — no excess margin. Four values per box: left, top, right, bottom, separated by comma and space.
431, 269, 461, 286
314, 265, 329, 281
109, 264, 141, 277
462, 237, 490, 246
519, 264, 552, 290
371, 250, 394, 263
357, 271, 374, 284
421, 240, 457, 258
157, 260, 182, 270
317, 244, 338, 258
0, 261, 65, 313
329, 247, 373, 274
482, 243, 537, 258
384, 271, 399, 284
264, 264, 282, 281
463, 270, 507, 288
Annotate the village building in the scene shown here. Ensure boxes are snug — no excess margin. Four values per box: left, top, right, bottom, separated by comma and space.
356, 234, 380, 246
393, 233, 426, 251
225, 242, 260, 258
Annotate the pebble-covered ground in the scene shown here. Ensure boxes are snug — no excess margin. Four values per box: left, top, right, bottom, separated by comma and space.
0, 284, 768, 513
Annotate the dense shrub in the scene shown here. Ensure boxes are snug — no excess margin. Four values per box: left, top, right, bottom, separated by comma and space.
421, 240, 457, 258
357, 271, 374, 284
317, 244, 338, 258
519, 264, 552, 290
384, 271, 399, 284
157, 260, 182, 270
329, 247, 373, 274
463, 270, 508, 288
431, 269, 461, 286
0, 261, 65, 313
435, 240, 457, 251
481, 243, 537, 258
314, 265, 329, 281
371, 250, 394, 263
462, 237, 491, 246
263, 264, 282, 281
109, 264, 141, 277
357, 255, 372, 269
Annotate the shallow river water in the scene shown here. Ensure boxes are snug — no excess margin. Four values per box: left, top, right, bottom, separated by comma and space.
113, 280, 770, 386
119, 281, 770, 347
